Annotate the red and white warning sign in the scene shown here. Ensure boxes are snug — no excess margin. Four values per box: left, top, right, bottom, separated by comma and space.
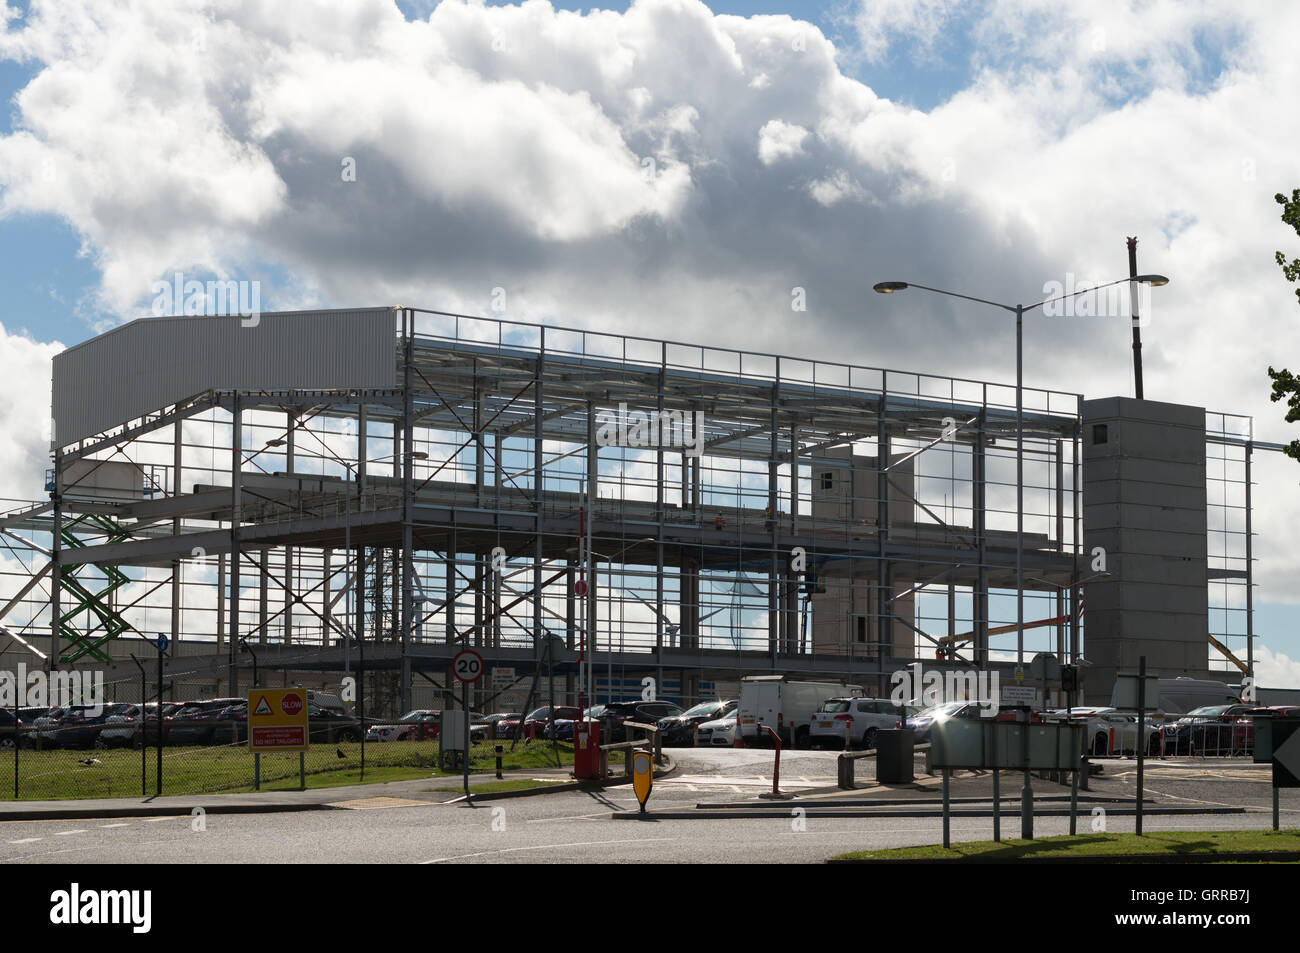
248, 688, 310, 752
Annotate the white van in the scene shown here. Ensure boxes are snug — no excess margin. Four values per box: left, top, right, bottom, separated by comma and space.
738, 676, 863, 748
1109, 677, 1240, 716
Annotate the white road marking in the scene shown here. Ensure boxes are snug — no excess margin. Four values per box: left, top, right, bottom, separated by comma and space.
99, 823, 130, 828
54, 830, 87, 836
142, 817, 175, 822
422, 837, 676, 863
7, 837, 41, 844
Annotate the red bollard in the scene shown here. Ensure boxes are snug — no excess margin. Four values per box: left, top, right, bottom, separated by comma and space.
759, 725, 783, 797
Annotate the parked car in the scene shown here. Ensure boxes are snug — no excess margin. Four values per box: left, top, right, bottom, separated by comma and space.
905, 701, 989, 743
809, 697, 906, 750
1165, 704, 1257, 756
37, 703, 137, 749
594, 701, 684, 743
98, 704, 143, 748
306, 703, 363, 743
366, 710, 487, 743
136, 702, 189, 746
165, 698, 244, 746
694, 714, 738, 746
0, 707, 47, 749
0, 708, 28, 749
547, 707, 604, 742
499, 706, 583, 740
656, 700, 737, 746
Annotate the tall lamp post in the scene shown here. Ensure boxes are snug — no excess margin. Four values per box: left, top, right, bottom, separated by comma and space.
873, 272, 1168, 839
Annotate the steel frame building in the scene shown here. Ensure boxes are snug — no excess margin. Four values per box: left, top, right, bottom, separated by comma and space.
0, 307, 1258, 714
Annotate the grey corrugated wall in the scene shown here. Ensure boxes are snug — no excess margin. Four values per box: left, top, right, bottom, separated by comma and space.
52, 308, 397, 446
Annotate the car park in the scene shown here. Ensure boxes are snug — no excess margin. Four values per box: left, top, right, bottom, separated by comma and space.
656, 699, 736, 746
809, 697, 904, 750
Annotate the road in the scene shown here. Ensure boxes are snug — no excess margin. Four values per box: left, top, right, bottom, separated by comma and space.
1, 749, 1294, 864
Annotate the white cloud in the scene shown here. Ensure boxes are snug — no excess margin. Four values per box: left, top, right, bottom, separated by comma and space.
0, 0, 1297, 622
1255, 645, 1300, 690
757, 118, 808, 164
0, 325, 60, 503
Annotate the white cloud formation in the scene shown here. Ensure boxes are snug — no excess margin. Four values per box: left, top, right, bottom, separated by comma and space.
1255, 645, 1300, 691
757, 118, 808, 164
0, 323, 60, 503
0, 0, 1297, 625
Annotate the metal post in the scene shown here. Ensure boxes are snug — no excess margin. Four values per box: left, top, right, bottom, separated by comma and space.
1274, 785, 1280, 832
1016, 303, 1033, 838
1020, 708, 1033, 840
942, 768, 951, 848
299, 750, 305, 791
991, 724, 1000, 842
1069, 742, 1080, 835
400, 320, 415, 713
1127, 236, 1144, 400
130, 655, 146, 796
1136, 655, 1146, 836
462, 679, 471, 799
229, 397, 242, 697
156, 643, 164, 798
1246, 437, 1254, 684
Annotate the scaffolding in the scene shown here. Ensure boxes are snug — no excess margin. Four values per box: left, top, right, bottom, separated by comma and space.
0, 307, 1260, 713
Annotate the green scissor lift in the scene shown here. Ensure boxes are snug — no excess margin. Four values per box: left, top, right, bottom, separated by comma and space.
56, 514, 137, 663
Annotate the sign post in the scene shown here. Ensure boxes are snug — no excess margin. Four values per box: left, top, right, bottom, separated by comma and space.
1115, 663, 1159, 835
1270, 720, 1300, 831
452, 649, 484, 799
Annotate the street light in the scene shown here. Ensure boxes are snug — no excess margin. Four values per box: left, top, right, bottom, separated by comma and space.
874, 270, 1169, 840
872, 273, 1169, 671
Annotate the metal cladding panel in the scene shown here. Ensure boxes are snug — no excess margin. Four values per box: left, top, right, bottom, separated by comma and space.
52, 308, 397, 446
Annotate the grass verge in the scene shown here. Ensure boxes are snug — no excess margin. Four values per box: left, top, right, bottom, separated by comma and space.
833, 830, 1300, 862
1, 738, 607, 800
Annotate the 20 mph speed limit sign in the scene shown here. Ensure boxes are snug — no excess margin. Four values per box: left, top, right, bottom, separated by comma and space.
452, 649, 485, 683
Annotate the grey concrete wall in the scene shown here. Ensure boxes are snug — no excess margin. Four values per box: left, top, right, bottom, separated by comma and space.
1082, 397, 1209, 704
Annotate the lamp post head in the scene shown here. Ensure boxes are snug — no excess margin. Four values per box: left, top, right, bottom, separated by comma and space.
873, 281, 908, 294
1133, 274, 1169, 286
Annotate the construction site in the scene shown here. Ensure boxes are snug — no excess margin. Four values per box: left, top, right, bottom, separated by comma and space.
0, 306, 1260, 715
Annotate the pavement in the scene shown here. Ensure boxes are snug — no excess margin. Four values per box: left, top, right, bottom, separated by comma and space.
2, 747, 1295, 863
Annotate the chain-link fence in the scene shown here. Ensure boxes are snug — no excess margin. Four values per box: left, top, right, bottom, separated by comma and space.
0, 712, 580, 800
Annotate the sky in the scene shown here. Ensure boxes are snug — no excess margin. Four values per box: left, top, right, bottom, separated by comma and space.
0, 0, 1297, 686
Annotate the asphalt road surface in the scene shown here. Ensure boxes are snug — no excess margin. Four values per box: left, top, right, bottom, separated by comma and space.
1, 749, 1294, 864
